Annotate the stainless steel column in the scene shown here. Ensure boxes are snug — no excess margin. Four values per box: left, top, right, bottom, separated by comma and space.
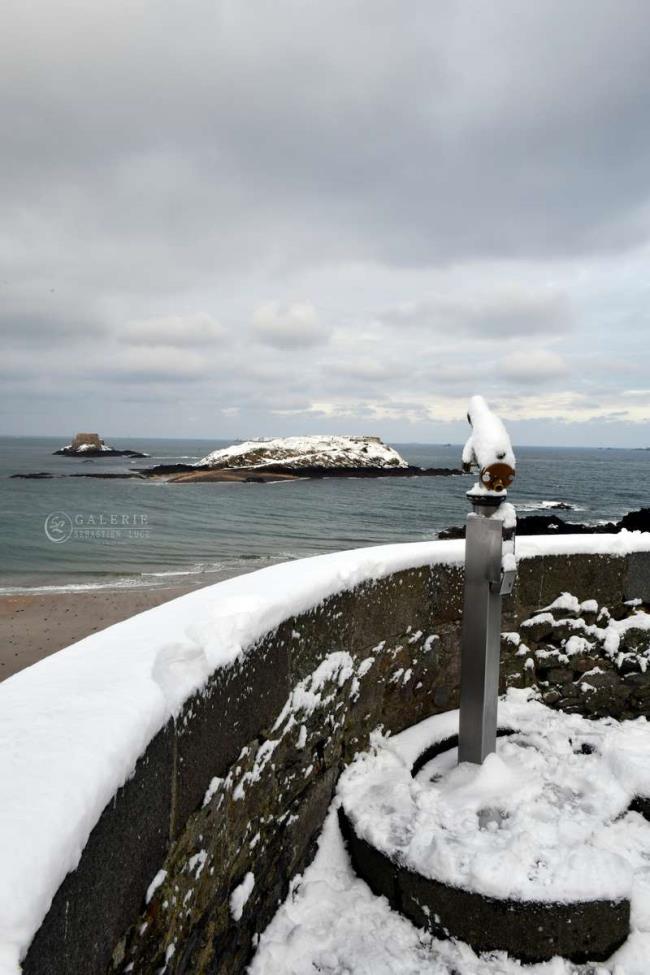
458, 506, 506, 765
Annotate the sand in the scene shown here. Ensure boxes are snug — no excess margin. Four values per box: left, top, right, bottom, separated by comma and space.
0, 585, 196, 682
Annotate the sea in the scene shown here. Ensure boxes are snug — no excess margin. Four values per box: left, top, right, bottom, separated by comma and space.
0, 436, 648, 595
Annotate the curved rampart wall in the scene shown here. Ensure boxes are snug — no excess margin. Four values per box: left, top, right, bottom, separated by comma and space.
15, 540, 650, 975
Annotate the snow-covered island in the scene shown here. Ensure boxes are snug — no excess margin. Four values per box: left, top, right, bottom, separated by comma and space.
198, 435, 407, 471
149, 435, 463, 483
53, 433, 147, 458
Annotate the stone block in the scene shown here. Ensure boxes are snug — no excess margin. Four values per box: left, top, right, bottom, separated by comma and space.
625, 552, 650, 602
23, 723, 174, 975
513, 555, 626, 619
340, 807, 629, 965
172, 639, 289, 837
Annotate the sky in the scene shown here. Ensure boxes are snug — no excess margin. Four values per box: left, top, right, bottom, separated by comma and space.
2, 0, 650, 448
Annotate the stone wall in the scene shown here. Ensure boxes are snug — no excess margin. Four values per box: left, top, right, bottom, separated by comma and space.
21, 549, 650, 975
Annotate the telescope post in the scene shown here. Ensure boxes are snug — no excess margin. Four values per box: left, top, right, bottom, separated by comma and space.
457, 395, 517, 765
458, 495, 512, 764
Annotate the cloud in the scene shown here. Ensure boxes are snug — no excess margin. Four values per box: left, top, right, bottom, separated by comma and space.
383, 286, 572, 339
499, 349, 569, 383
100, 346, 211, 383
119, 313, 223, 347
251, 302, 327, 349
2, 2, 650, 443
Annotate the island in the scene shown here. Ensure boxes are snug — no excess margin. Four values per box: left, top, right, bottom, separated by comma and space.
53, 433, 148, 458
13, 435, 463, 482
146, 435, 462, 483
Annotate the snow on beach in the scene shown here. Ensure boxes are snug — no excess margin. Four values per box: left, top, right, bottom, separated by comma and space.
253, 696, 650, 974
0, 534, 649, 972
197, 435, 408, 470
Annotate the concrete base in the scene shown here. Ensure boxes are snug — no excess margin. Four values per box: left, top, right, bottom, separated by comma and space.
340, 729, 635, 965
339, 805, 630, 964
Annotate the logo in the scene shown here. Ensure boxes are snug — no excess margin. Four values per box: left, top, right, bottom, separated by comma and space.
44, 511, 74, 544
43, 510, 151, 545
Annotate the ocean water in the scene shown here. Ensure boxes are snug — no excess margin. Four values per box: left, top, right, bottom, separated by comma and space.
0, 436, 648, 594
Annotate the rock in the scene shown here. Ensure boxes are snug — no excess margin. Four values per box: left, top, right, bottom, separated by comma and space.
546, 667, 573, 685
439, 506, 650, 539
618, 655, 643, 675
10, 472, 55, 479
572, 657, 599, 674
54, 433, 147, 458
620, 508, 650, 532
619, 626, 650, 652
520, 614, 555, 643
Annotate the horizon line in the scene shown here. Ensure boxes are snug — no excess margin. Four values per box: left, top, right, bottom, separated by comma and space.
0, 433, 648, 452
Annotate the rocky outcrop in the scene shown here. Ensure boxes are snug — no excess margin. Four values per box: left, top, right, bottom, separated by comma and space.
439, 507, 650, 539
164, 464, 463, 483
196, 435, 408, 471
54, 433, 147, 458
501, 593, 650, 720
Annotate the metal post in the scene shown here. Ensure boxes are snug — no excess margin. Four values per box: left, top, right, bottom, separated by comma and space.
458, 395, 517, 765
458, 499, 507, 764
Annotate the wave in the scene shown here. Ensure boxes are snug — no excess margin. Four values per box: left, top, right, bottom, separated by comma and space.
0, 554, 304, 596
516, 500, 586, 513
0, 576, 155, 596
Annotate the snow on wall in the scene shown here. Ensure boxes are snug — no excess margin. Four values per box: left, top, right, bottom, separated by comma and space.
1, 532, 649, 973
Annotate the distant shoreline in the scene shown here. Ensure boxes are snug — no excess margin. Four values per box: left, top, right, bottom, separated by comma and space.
11, 463, 465, 483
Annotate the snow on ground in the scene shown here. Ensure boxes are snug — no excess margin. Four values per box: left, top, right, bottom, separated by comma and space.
197, 435, 408, 470
252, 698, 650, 975
338, 691, 650, 904
1, 534, 649, 973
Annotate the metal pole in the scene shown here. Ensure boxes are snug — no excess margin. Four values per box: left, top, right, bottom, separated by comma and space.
458, 499, 506, 764
458, 395, 517, 765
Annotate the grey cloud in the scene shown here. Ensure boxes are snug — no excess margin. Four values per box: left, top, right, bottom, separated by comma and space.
382, 288, 572, 338
251, 303, 327, 349
119, 314, 224, 347
2, 1, 650, 441
92, 347, 211, 383
499, 350, 570, 384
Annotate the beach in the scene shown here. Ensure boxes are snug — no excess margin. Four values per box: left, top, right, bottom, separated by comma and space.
0, 585, 196, 682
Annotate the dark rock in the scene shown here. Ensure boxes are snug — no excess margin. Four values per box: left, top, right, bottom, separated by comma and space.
547, 667, 574, 684
520, 615, 555, 642
620, 508, 650, 532
619, 655, 643, 674
572, 657, 599, 674
619, 627, 650, 652
55, 447, 147, 458
53, 432, 147, 458
440, 506, 650, 540
10, 472, 55, 479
